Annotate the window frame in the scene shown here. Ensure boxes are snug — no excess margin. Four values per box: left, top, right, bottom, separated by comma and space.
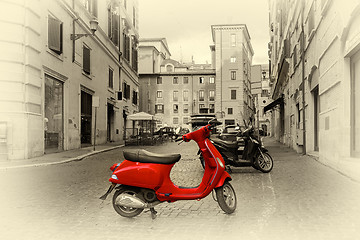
230, 89, 236, 100
48, 15, 63, 55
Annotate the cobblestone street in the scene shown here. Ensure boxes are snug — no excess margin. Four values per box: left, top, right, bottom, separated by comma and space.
1, 138, 360, 240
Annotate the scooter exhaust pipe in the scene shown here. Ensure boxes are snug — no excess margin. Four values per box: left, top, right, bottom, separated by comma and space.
115, 193, 146, 208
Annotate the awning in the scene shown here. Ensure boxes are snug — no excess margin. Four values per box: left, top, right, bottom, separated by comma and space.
127, 112, 155, 121
264, 96, 284, 113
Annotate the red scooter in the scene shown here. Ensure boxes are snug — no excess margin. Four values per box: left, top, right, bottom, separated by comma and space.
100, 119, 237, 218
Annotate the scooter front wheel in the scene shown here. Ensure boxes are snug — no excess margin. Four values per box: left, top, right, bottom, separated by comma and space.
256, 152, 273, 173
215, 181, 237, 214
112, 187, 144, 218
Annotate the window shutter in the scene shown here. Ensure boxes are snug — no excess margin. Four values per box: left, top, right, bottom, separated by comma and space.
126, 84, 131, 99
108, 6, 112, 38
112, 13, 119, 46
48, 16, 62, 53
83, 46, 91, 74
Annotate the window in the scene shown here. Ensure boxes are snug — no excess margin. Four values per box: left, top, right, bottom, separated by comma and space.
183, 104, 189, 113
173, 77, 179, 84
133, 6, 136, 28
231, 71, 236, 80
231, 90, 236, 100
199, 77, 205, 84
108, 2, 119, 46
261, 89, 269, 97
183, 77, 189, 84
123, 33, 130, 61
83, 45, 91, 74
131, 36, 138, 72
108, 68, 114, 89
209, 90, 215, 101
173, 104, 178, 113
132, 90, 138, 105
231, 34, 236, 47
157, 91, 162, 98
199, 90, 204, 101
157, 77, 162, 84
296, 103, 301, 129
228, 108, 233, 115
155, 104, 164, 113
173, 91, 178, 101
166, 65, 173, 72
210, 77, 215, 84
183, 117, 189, 124
225, 119, 235, 126
199, 104, 207, 113
173, 117, 179, 124
84, 0, 98, 17
293, 45, 297, 68
209, 104, 215, 113
48, 15, 63, 55
123, 82, 130, 100
183, 90, 189, 101
230, 57, 236, 63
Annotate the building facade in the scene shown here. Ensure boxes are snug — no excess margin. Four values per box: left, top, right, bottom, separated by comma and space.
138, 39, 216, 129
251, 64, 272, 135
211, 24, 255, 126
0, 0, 139, 160
268, 0, 360, 181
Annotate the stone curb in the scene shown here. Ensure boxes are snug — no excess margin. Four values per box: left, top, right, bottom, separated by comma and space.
0, 145, 124, 171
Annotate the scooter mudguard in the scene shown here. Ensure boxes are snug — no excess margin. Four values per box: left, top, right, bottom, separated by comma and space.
214, 171, 232, 189
109, 160, 173, 190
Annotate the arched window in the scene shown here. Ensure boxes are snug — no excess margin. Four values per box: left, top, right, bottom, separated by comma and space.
166, 64, 173, 72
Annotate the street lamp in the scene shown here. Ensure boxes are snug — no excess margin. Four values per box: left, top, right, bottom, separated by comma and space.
70, 17, 99, 41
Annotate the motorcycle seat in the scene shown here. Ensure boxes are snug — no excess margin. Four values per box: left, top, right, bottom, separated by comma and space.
123, 149, 181, 165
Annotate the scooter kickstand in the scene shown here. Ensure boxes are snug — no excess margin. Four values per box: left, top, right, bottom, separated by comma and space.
150, 207, 157, 219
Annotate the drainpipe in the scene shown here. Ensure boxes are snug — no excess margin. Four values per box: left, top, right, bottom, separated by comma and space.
301, 2, 306, 155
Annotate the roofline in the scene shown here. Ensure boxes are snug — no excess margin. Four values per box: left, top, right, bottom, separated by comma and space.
211, 24, 253, 55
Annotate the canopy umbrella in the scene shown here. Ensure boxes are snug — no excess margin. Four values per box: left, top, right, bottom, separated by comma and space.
127, 112, 155, 121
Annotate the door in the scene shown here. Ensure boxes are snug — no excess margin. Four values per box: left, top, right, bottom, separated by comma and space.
107, 103, 114, 142
44, 75, 64, 153
313, 86, 319, 151
81, 91, 92, 146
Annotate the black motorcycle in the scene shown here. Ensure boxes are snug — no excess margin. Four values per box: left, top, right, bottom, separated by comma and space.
200, 123, 273, 173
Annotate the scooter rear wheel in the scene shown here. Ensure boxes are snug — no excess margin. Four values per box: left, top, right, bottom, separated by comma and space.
215, 181, 237, 214
112, 187, 144, 218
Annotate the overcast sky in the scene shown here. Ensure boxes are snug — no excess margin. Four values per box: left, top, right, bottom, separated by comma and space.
139, 0, 269, 65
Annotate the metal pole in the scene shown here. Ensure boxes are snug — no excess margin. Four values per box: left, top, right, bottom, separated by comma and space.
94, 107, 97, 151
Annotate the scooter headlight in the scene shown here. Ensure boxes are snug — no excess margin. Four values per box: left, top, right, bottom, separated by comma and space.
111, 174, 118, 180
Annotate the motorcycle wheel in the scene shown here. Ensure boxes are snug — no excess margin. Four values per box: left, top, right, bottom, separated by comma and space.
256, 152, 273, 173
112, 187, 144, 218
215, 181, 237, 214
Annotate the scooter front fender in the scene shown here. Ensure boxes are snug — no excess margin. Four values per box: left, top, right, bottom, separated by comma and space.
214, 171, 232, 189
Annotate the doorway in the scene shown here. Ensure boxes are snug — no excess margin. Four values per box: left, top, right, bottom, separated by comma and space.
313, 86, 319, 151
81, 91, 92, 146
44, 75, 64, 153
107, 103, 114, 142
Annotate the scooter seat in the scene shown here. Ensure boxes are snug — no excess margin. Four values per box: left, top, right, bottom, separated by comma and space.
123, 149, 181, 165
212, 138, 238, 149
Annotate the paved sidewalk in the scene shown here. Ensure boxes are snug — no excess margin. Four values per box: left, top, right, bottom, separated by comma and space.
0, 142, 124, 170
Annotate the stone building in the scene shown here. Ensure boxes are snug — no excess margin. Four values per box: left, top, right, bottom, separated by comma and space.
251, 64, 272, 135
268, 0, 360, 181
211, 24, 255, 126
138, 38, 216, 129
0, 0, 139, 160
